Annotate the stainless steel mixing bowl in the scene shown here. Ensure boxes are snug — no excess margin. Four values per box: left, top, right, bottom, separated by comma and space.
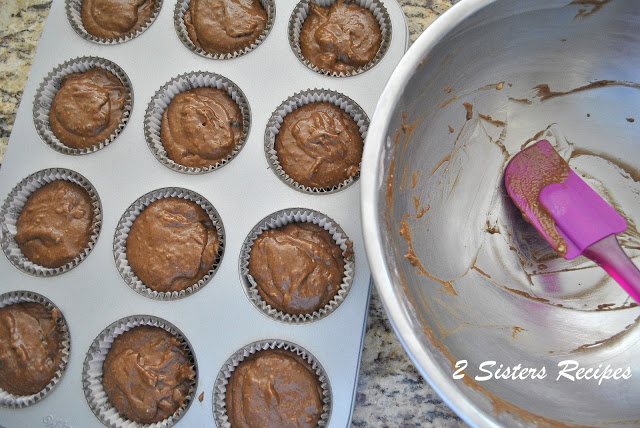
361, 0, 640, 426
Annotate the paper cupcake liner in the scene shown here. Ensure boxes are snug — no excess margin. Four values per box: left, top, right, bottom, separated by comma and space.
82, 315, 197, 428
0, 168, 103, 277
265, 88, 369, 194
213, 339, 332, 428
33, 56, 133, 155
288, 0, 392, 77
239, 208, 355, 324
66, 0, 163, 44
0, 291, 71, 408
113, 187, 225, 300
144, 71, 251, 174
173, 0, 275, 59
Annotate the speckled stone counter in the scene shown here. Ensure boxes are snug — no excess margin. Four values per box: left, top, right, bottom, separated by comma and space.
0, 1, 467, 427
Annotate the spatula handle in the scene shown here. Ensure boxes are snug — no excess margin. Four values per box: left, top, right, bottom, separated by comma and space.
583, 235, 640, 303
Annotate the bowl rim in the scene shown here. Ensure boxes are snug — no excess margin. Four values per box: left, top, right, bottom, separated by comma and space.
360, 1, 500, 427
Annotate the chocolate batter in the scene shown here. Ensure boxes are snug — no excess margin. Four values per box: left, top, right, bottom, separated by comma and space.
49, 67, 126, 149
0, 302, 64, 396
102, 326, 195, 424
275, 102, 363, 189
505, 142, 570, 254
161, 87, 242, 168
81, 0, 155, 39
15, 180, 94, 269
126, 197, 220, 293
249, 222, 344, 315
184, 0, 267, 54
300, 0, 382, 74
225, 349, 324, 428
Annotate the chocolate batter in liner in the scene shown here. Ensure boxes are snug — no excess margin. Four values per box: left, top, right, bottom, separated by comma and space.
66, 0, 163, 44
265, 88, 369, 194
82, 315, 197, 428
0, 168, 102, 277
144, 71, 250, 174
173, 0, 275, 59
213, 339, 331, 428
0, 291, 70, 408
113, 187, 225, 300
239, 208, 355, 324
33, 56, 133, 155
289, 0, 391, 77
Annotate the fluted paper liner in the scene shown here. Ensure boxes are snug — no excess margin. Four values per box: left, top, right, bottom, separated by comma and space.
113, 187, 225, 300
239, 208, 355, 324
213, 339, 332, 428
0, 168, 103, 277
144, 71, 251, 174
82, 315, 198, 428
0, 291, 70, 408
289, 0, 391, 77
174, 0, 275, 59
265, 88, 369, 194
33, 56, 133, 155
66, 0, 163, 44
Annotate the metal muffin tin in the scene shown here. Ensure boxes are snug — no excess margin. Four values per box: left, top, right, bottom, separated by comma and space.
0, 0, 407, 427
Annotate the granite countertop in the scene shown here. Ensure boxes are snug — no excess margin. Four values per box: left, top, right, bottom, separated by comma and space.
0, 1, 466, 427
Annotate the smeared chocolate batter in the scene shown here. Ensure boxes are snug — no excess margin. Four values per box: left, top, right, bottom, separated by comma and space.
81, 0, 155, 39
249, 223, 344, 315
49, 67, 126, 149
225, 349, 323, 428
0, 303, 64, 396
102, 326, 195, 424
161, 87, 242, 168
275, 102, 363, 189
300, 0, 381, 74
16, 180, 94, 268
184, 0, 267, 54
505, 143, 570, 254
126, 197, 219, 293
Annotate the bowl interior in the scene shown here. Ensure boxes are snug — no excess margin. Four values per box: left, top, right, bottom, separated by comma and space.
364, 0, 640, 426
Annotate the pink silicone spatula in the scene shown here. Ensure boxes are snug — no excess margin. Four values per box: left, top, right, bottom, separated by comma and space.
504, 140, 640, 303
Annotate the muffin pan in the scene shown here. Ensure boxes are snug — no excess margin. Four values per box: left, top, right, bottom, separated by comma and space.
0, 0, 407, 426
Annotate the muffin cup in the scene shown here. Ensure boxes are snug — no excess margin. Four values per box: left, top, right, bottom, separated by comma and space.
0, 291, 71, 408
144, 71, 251, 174
288, 0, 392, 77
82, 315, 197, 428
113, 187, 225, 300
265, 88, 369, 194
174, 0, 276, 59
239, 208, 355, 324
33, 56, 133, 155
0, 168, 103, 277
213, 339, 332, 428
66, 0, 163, 44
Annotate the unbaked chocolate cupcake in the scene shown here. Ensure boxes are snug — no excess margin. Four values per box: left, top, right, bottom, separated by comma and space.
33, 57, 133, 155
66, 0, 162, 43
0, 291, 70, 408
289, 0, 392, 77
214, 340, 331, 428
114, 188, 225, 300
0, 168, 102, 277
15, 180, 94, 269
126, 197, 220, 293
249, 222, 344, 315
145, 72, 250, 174
83, 315, 197, 427
174, 0, 275, 59
103, 325, 196, 424
265, 89, 369, 194
50, 68, 126, 149
240, 208, 355, 324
